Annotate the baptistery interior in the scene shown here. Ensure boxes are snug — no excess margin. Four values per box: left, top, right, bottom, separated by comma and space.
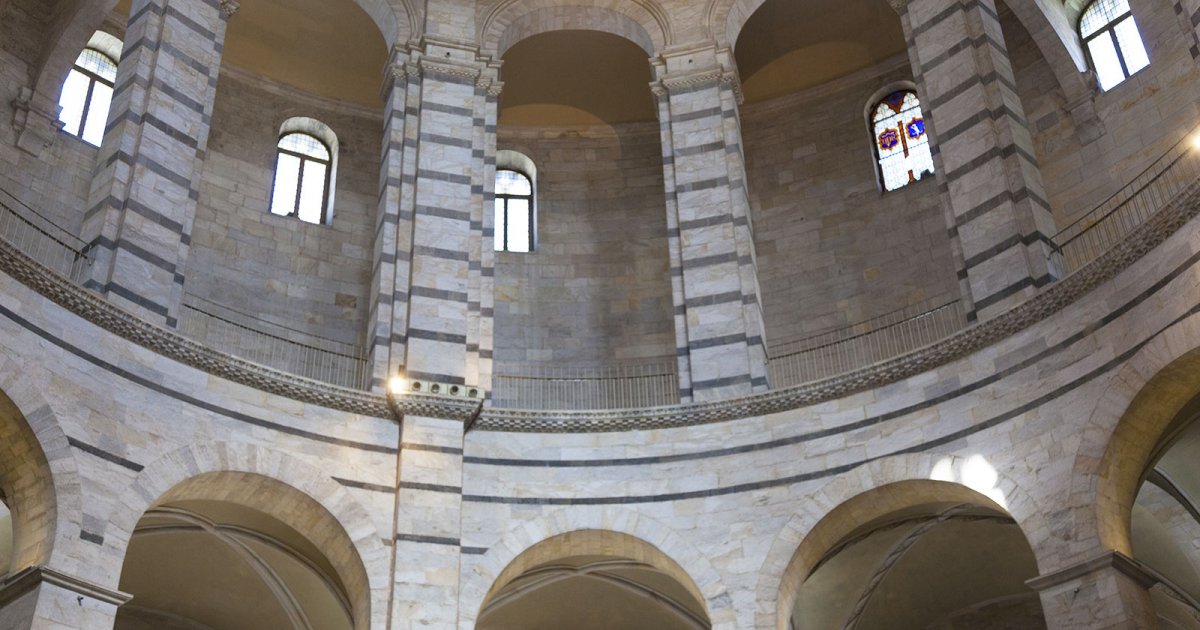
3, 0, 1200, 627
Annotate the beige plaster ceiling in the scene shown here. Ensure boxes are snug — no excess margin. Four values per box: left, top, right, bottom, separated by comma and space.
499, 30, 656, 126
113, 0, 388, 108
734, 0, 907, 103
478, 554, 709, 629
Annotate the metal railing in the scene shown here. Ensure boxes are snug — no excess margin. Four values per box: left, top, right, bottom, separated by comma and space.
1053, 128, 1200, 273
177, 296, 371, 390
0, 189, 91, 283
767, 298, 967, 389
491, 362, 679, 410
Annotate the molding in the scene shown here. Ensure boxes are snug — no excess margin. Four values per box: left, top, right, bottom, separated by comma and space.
1025, 550, 1156, 592
0, 566, 132, 608
218, 65, 382, 119
1, 177, 1199, 433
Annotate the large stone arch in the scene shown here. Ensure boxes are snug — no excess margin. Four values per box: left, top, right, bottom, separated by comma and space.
1068, 312, 1200, 569
754, 453, 1044, 630
31, 0, 411, 107
459, 507, 735, 629
105, 442, 389, 630
0, 355, 83, 577
707, 0, 1090, 105
478, 1, 670, 60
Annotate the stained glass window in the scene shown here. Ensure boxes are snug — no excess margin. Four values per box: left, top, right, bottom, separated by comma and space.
495, 169, 533, 252
270, 132, 332, 224
1080, 0, 1149, 91
58, 48, 118, 146
872, 91, 935, 192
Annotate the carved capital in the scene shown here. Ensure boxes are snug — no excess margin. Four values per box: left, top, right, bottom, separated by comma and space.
219, 0, 239, 18
11, 86, 63, 159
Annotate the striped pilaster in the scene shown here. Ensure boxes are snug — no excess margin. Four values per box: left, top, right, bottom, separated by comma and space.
390, 414, 466, 627
1174, 0, 1200, 61
389, 46, 497, 388
466, 84, 500, 399
898, 0, 1062, 321
653, 47, 770, 402
368, 59, 415, 391
81, 0, 235, 327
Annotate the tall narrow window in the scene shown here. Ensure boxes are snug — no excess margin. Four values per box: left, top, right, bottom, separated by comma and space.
58, 48, 118, 146
270, 132, 332, 224
495, 169, 533, 252
1080, 0, 1149, 91
871, 90, 935, 192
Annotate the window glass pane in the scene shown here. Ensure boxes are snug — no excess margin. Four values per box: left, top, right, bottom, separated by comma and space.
278, 133, 329, 160
76, 49, 117, 83
1114, 17, 1149, 75
81, 81, 112, 146
1089, 33, 1126, 90
496, 170, 531, 195
58, 70, 90, 136
494, 199, 505, 251
297, 160, 327, 224
506, 199, 530, 252
1081, 0, 1131, 38
270, 153, 301, 216
873, 91, 934, 192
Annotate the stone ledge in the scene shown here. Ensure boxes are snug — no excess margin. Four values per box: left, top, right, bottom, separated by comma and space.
0, 566, 132, 608
2, 179, 1198, 432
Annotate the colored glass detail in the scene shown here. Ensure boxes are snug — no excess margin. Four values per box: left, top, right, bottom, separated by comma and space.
871, 91, 935, 192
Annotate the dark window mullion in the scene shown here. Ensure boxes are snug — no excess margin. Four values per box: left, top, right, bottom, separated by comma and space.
293, 156, 307, 216
78, 78, 96, 137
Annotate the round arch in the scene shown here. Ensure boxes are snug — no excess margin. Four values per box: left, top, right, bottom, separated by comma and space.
1070, 313, 1200, 564
0, 357, 83, 577
755, 453, 1045, 630
106, 442, 388, 629
479, 2, 670, 59
459, 507, 735, 629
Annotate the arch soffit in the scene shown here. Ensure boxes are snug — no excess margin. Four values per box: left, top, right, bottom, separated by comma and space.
754, 453, 1044, 630
0, 356, 83, 574
707, 0, 1089, 100
1071, 313, 1200, 563
33, 0, 411, 105
479, 2, 669, 60
107, 442, 388, 630
459, 507, 735, 630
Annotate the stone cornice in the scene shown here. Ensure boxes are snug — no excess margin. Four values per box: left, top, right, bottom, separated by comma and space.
1025, 550, 1156, 592
0, 566, 132, 607
1, 178, 1198, 433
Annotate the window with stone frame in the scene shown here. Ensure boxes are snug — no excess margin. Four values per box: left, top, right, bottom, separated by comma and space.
1080, 0, 1150, 91
871, 90, 935, 192
58, 47, 118, 147
270, 132, 333, 225
494, 169, 534, 252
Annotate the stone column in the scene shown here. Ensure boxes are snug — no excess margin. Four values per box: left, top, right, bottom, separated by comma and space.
387, 390, 481, 629
0, 566, 131, 629
366, 41, 498, 395
652, 45, 769, 403
79, 0, 236, 327
893, 0, 1062, 321
1026, 550, 1158, 628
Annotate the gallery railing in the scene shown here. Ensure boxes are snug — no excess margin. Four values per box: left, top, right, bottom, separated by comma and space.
490, 362, 679, 410
1053, 128, 1200, 273
0, 189, 92, 283
177, 295, 371, 390
766, 297, 967, 389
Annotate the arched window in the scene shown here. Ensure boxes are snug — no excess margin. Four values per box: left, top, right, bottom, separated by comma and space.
1080, 0, 1149, 91
270, 132, 333, 224
871, 90, 934, 192
495, 169, 534, 252
58, 47, 118, 146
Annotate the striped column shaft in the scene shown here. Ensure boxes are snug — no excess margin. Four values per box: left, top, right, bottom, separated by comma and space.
368, 60, 413, 391
654, 50, 770, 402
81, 0, 234, 327
397, 53, 494, 386
391, 414, 465, 627
655, 89, 695, 402
899, 0, 1062, 321
466, 85, 500, 398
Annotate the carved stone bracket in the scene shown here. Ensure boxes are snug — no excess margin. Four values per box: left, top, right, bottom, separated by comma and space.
11, 86, 63, 159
